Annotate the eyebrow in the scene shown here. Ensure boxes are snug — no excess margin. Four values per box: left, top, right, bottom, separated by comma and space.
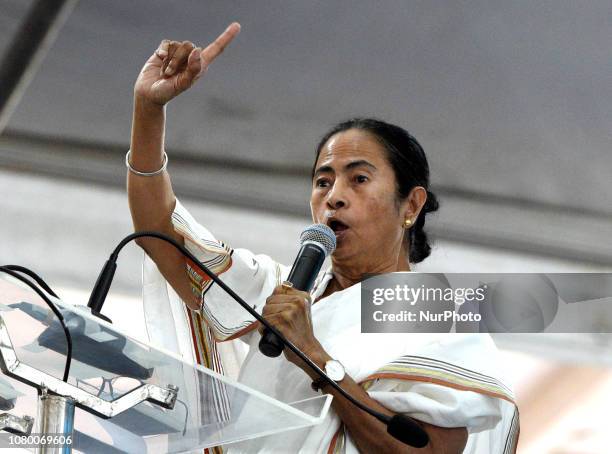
313, 160, 377, 179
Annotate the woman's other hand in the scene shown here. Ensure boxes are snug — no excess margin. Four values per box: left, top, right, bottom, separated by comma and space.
134, 22, 241, 106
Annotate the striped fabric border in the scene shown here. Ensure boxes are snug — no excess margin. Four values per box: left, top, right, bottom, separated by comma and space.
187, 310, 227, 454
503, 406, 520, 454
183, 295, 230, 454
360, 355, 516, 403
173, 211, 232, 257
172, 212, 236, 454
327, 424, 346, 454
186, 251, 232, 298
327, 355, 519, 454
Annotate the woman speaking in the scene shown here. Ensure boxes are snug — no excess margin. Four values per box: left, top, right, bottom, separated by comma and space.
127, 22, 518, 454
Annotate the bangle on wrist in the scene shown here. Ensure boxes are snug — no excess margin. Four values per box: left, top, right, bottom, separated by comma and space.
126, 150, 168, 177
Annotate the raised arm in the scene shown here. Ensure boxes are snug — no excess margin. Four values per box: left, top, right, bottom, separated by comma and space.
127, 23, 241, 309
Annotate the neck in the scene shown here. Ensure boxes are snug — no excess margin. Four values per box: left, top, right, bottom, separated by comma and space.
330, 250, 411, 291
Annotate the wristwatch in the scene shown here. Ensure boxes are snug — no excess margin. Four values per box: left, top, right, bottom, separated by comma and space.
311, 359, 346, 391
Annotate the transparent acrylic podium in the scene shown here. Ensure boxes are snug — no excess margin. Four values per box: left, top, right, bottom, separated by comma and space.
0, 275, 331, 453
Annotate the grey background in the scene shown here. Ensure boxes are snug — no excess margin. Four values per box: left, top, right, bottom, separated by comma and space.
0, 0, 611, 264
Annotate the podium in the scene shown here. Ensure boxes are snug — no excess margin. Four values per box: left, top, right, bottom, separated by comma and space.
0, 274, 331, 453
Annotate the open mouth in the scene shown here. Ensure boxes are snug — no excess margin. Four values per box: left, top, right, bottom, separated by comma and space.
328, 219, 349, 234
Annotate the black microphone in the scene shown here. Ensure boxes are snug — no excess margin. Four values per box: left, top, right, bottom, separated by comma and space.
258, 224, 336, 358
86, 256, 117, 323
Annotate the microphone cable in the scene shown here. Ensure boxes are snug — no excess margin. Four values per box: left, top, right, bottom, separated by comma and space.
0, 265, 72, 383
87, 231, 429, 448
2, 264, 59, 298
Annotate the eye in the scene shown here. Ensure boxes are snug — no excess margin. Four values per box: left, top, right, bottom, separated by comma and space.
315, 178, 330, 188
355, 174, 369, 183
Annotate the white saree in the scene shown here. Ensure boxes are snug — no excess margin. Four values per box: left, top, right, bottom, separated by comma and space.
142, 199, 519, 454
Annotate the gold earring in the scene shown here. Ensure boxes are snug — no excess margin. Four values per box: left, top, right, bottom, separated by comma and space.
403, 219, 412, 229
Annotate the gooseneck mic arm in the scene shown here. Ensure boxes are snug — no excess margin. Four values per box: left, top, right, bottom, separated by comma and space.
89, 231, 429, 448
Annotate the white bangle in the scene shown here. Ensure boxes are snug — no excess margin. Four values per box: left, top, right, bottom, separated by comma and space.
126, 150, 168, 176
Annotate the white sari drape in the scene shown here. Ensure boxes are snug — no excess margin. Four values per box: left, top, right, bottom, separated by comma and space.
142, 199, 519, 454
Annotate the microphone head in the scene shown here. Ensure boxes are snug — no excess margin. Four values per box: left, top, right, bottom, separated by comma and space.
300, 224, 336, 257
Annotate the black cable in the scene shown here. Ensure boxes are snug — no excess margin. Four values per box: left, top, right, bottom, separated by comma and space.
3, 265, 59, 298
103, 233, 412, 431
0, 266, 72, 382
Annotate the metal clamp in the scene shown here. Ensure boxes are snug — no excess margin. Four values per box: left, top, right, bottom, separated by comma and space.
0, 315, 178, 418
0, 412, 34, 435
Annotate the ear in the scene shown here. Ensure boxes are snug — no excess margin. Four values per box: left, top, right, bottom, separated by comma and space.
400, 186, 427, 222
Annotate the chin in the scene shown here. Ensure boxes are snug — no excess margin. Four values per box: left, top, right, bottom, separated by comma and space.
331, 244, 356, 262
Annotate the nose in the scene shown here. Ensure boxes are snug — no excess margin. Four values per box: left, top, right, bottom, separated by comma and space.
326, 180, 348, 209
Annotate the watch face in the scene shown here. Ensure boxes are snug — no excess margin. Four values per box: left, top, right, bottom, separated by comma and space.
325, 360, 345, 381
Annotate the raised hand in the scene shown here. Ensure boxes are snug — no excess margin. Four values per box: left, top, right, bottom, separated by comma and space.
134, 22, 241, 106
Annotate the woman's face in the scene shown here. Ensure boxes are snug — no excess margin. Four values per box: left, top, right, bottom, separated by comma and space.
310, 129, 411, 271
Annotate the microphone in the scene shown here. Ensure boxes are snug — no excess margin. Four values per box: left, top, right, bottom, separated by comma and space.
86, 256, 117, 323
87, 231, 429, 448
258, 224, 336, 358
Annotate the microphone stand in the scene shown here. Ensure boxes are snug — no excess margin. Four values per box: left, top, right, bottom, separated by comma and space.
87, 231, 429, 448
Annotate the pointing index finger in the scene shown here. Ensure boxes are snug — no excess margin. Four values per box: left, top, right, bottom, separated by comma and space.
201, 22, 241, 65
